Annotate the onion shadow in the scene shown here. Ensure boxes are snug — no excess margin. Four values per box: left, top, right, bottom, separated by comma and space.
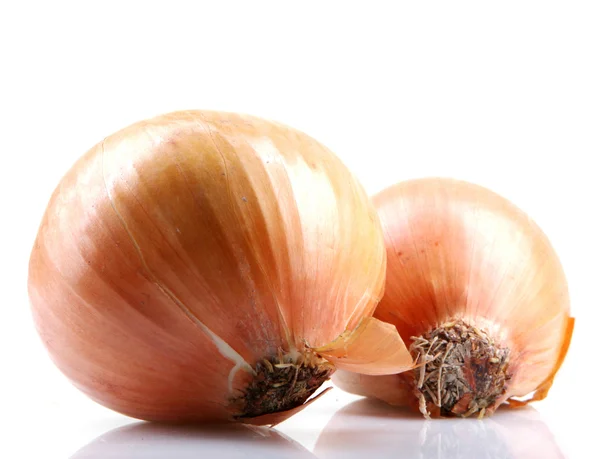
314, 398, 565, 459
70, 421, 317, 459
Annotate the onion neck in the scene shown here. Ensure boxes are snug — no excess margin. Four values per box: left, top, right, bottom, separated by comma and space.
233, 349, 334, 420
409, 319, 511, 419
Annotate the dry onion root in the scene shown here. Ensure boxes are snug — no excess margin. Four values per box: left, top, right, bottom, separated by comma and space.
28, 110, 412, 425
333, 178, 574, 419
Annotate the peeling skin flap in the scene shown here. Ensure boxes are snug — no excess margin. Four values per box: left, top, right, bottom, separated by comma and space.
315, 317, 414, 376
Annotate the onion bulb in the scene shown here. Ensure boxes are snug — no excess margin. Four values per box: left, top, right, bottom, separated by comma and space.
333, 178, 574, 418
28, 110, 410, 425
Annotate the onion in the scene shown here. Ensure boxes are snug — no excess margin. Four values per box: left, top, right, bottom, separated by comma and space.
333, 178, 574, 418
28, 110, 410, 424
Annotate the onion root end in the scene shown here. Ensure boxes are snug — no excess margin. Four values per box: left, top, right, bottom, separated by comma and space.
233, 349, 334, 421
409, 320, 510, 419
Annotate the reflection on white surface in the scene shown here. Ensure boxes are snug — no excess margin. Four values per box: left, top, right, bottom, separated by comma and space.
314, 399, 565, 459
71, 422, 316, 458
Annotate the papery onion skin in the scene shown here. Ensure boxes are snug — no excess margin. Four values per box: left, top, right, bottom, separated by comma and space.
28, 110, 398, 424
333, 178, 574, 418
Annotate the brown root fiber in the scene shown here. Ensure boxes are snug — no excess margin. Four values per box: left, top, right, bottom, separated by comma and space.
233, 350, 334, 420
409, 320, 510, 419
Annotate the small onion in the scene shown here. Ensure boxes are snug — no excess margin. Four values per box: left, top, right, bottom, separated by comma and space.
28, 110, 410, 424
333, 178, 574, 418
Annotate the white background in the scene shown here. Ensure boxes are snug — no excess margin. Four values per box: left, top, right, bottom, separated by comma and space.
1, 1, 598, 458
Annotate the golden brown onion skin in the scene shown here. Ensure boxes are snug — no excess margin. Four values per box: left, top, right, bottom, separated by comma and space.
28, 110, 387, 423
334, 178, 574, 416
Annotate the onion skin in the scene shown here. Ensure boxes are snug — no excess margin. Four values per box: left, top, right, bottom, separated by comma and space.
28, 110, 403, 423
333, 178, 574, 417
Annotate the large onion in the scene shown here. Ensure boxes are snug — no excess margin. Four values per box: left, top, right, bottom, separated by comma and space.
28, 110, 410, 424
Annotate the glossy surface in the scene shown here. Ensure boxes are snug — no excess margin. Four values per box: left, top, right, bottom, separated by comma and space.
3, 385, 588, 458
71, 423, 316, 459
315, 398, 565, 459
